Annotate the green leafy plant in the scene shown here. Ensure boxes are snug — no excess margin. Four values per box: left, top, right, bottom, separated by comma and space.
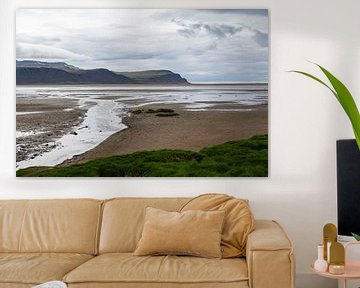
352, 232, 360, 241
290, 63, 360, 150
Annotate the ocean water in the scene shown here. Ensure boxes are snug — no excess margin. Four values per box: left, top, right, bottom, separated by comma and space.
16, 84, 268, 169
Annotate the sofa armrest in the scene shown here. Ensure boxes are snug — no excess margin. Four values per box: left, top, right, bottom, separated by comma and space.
246, 220, 295, 288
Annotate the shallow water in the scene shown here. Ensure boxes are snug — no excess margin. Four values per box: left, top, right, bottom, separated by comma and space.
16, 83, 268, 106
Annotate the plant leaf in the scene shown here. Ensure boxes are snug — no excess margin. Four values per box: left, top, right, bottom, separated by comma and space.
290, 65, 360, 150
289, 70, 337, 98
316, 64, 360, 150
351, 232, 360, 241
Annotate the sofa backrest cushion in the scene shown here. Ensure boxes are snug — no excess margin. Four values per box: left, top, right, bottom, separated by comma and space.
181, 194, 254, 258
99, 198, 189, 253
0, 199, 102, 254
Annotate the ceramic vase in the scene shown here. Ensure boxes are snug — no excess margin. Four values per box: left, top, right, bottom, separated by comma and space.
314, 244, 328, 272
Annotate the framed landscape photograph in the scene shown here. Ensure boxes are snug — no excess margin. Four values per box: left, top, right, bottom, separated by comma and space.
16, 9, 269, 177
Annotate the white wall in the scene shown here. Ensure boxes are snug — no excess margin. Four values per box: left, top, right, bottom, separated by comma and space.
1, 0, 360, 287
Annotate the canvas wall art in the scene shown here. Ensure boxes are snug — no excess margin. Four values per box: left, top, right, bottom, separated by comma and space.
16, 9, 269, 177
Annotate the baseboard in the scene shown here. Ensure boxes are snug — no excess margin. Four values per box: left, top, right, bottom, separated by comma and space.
296, 273, 337, 288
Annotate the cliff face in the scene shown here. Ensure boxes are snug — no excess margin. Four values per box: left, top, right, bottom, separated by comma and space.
16, 61, 189, 85
118, 70, 189, 84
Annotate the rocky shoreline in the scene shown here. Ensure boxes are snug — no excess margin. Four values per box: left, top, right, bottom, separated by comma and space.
16, 98, 87, 163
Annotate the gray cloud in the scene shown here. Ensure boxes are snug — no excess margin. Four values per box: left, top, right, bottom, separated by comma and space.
109, 24, 137, 30
177, 28, 196, 38
173, 19, 242, 39
203, 24, 242, 38
253, 29, 268, 48
17, 33, 62, 45
17, 42, 88, 60
172, 18, 268, 49
197, 9, 268, 17
94, 52, 159, 61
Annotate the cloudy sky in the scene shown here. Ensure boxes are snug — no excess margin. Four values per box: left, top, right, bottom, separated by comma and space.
16, 9, 269, 83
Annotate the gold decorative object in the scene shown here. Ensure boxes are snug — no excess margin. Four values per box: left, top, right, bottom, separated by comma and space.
328, 264, 345, 275
329, 242, 345, 265
323, 223, 337, 261
329, 242, 345, 275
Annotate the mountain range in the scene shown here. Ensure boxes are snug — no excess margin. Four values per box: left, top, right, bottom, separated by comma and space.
16, 60, 189, 85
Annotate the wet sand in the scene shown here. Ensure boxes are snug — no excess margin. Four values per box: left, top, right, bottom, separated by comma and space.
61, 103, 268, 166
16, 98, 87, 162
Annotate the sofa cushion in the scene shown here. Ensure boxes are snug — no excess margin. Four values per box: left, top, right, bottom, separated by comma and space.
64, 253, 248, 285
99, 198, 190, 253
0, 199, 102, 254
0, 253, 93, 285
181, 194, 254, 258
134, 207, 225, 258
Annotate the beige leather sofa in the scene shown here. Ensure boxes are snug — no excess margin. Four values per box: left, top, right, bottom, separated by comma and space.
0, 198, 295, 288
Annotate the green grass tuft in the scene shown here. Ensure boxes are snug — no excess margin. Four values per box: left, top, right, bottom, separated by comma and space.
17, 135, 268, 177
155, 108, 174, 113
155, 112, 179, 117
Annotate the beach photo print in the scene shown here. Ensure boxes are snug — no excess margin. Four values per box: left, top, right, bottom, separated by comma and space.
16, 9, 269, 177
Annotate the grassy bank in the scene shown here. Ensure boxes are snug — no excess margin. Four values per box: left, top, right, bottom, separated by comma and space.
17, 135, 268, 177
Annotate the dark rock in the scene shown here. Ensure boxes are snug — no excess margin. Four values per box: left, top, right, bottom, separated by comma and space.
131, 109, 143, 114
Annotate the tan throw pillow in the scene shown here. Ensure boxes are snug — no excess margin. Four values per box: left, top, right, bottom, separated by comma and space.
134, 207, 225, 258
181, 194, 254, 258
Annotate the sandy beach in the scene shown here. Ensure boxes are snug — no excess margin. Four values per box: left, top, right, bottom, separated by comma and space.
61, 103, 268, 166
